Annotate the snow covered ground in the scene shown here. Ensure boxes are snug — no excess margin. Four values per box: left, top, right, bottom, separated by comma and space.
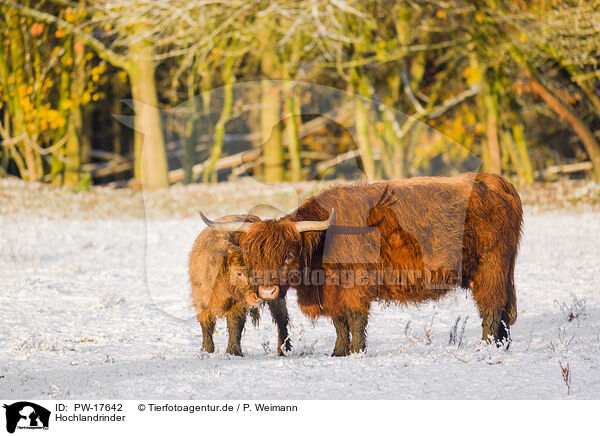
1, 210, 599, 399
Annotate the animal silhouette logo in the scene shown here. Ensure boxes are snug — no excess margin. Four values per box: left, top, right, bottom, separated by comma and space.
2, 402, 50, 433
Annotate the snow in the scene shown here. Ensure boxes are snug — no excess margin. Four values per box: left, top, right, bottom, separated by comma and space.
1, 210, 599, 399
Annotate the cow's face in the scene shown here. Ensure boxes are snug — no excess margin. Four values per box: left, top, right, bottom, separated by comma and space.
239, 220, 302, 300
200, 209, 334, 301
226, 247, 260, 308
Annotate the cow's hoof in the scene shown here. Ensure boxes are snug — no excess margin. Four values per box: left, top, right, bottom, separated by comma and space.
277, 347, 291, 357
226, 347, 243, 357
331, 348, 350, 357
494, 337, 511, 350
202, 344, 215, 354
277, 340, 292, 357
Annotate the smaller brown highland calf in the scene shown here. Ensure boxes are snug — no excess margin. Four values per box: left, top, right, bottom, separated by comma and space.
189, 215, 291, 356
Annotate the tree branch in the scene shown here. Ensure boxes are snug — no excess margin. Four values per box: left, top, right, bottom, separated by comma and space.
0, 0, 129, 70
428, 83, 479, 119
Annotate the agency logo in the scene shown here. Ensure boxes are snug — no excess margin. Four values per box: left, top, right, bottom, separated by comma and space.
2, 402, 50, 434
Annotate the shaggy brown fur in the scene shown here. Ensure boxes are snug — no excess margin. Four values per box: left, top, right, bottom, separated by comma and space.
189, 215, 291, 356
238, 173, 523, 356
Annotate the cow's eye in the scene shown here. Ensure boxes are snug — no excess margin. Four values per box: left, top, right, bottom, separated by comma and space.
285, 252, 295, 264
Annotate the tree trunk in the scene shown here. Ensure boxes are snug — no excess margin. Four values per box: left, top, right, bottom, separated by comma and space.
131, 79, 143, 181
353, 74, 376, 180
529, 75, 600, 181
64, 107, 82, 186
261, 80, 284, 182
50, 35, 73, 185
80, 106, 92, 164
203, 62, 234, 183
473, 88, 491, 173
183, 112, 198, 184
111, 75, 125, 158
500, 129, 521, 179
381, 71, 406, 179
6, 8, 36, 181
482, 74, 501, 174
284, 91, 302, 181
1, 113, 8, 174
510, 115, 534, 185
64, 34, 86, 187
259, 38, 284, 183
382, 108, 405, 179
354, 97, 376, 180
128, 38, 169, 189
0, 41, 9, 175
181, 68, 198, 184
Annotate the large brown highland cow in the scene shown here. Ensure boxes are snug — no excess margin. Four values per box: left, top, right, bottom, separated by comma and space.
189, 215, 291, 356
201, 174, 523, 356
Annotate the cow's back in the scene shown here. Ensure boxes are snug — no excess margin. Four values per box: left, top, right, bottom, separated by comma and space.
306, 177, 475, 272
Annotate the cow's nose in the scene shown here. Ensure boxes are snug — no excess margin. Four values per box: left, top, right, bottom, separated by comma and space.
245, 292, 261, 307
258, 285, 280, 300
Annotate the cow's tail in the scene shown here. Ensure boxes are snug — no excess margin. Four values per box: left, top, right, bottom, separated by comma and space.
505, 253, 518, 326
485, 173, 521, 327
479, 173, 521, 327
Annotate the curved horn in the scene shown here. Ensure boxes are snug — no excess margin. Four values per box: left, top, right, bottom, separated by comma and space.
294, 209, 335, 233
198, 211, 253, 232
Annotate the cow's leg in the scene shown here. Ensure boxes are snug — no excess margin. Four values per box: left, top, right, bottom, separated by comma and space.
267, 298, 292, 356
348, 311, 369, 354
199, 313, 216, 353
471, 251, 510, 346
332, 315, 350, 357
225, 310, 246, 356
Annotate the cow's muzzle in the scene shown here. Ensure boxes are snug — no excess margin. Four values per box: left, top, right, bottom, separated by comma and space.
245, 292, 261, 308
258, 285, 280, 300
